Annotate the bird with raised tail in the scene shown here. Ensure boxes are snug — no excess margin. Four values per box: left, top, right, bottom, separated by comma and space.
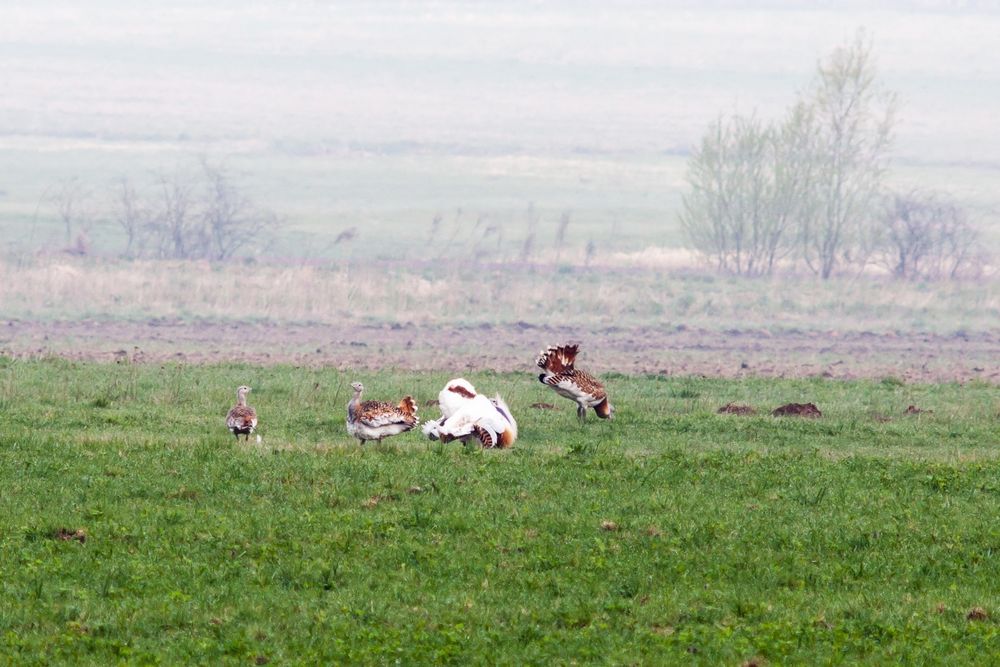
422, 378, 518, 448
536, 343, 614, 422
346, 381, 419, 445
226, 385, 259, 441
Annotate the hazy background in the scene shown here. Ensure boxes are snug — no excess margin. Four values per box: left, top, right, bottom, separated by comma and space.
0, 2, 997, 379
3, 0, 1000, 259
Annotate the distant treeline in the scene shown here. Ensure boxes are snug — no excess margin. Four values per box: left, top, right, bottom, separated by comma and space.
681, 32, 990, 281
50, 159, 280, 262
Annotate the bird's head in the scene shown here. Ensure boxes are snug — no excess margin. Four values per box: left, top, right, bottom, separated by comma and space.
350, 381, 364, 393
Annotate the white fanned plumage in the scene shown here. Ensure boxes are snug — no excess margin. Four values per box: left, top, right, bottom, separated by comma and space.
422, 378, 517, 448
436, 378, 478, 420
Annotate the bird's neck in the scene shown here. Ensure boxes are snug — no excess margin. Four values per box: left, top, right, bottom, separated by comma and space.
349, 390, 362, 407
237, 393, 247, 407
348, 391, 362, 420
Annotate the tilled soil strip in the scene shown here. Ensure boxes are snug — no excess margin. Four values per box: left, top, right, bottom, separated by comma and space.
1, 319, 997, 384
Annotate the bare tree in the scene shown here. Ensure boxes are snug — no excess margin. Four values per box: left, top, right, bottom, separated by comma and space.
151, 171, 199, 260
46, 161, 281, 262
554, 210, 571, 262
520, 203, 539, 262
879, 191, 985, 280
112, 177, 148, 258
764, 102, 820, 274
799, 31, 896, 279
200, 161, 275, 261
118, 161, 280, 261
681, 113, 800, 276
51, 178, 94, 251
681, 32, 898, 279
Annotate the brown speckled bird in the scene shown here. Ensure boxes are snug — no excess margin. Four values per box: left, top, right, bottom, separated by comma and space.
346, 381, 419, 445
226, 385, 258, 441
536, 344, 614, 422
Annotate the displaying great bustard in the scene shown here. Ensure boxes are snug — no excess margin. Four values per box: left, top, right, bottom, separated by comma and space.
422, 378, 518, 448
536, 344, 614, 421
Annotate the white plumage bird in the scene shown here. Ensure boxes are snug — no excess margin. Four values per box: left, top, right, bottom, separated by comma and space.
422, 378, 518, 448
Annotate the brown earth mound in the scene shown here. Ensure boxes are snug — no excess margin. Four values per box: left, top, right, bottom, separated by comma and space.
717, 403, 756, 416
966, 607, 989, 621
531, 402, 557, 410
903, 405, 932, 415
772, 402, 822, 418
54, 528, 87, 543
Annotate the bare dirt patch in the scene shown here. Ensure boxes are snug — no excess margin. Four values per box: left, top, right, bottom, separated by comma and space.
1, 318, 997, 383
772, 403, 823, 418
903, 405, 933, 415
531, 402, 557, 410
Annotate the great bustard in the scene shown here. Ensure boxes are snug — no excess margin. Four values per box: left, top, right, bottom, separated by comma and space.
536, 344, 614, 421
346, 381, 419, 445
421, 378, 518, 448
226, 385, 259, 441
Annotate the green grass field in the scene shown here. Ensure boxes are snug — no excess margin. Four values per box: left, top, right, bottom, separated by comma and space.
1, 359, 997, 664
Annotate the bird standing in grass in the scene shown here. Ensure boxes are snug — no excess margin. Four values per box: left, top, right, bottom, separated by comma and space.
346, 381, 419, 445
226, 385, 258, 441
536, 343, 614, 422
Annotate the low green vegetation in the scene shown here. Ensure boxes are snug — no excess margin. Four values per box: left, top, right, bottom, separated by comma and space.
1, 359, 998, 664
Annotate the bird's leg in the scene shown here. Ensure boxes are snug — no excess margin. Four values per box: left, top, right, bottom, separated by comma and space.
577, 404, 586, 423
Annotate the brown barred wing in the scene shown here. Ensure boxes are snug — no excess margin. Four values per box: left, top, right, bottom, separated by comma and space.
357, 400, 418, 429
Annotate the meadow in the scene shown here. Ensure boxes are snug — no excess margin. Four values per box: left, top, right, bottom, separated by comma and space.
1, 358, 998, 664
2, 5, 999, 664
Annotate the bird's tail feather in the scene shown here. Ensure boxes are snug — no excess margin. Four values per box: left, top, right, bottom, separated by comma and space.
536, 343, 579, 373
398, 396, 419, 423
491, 394, 518, 445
